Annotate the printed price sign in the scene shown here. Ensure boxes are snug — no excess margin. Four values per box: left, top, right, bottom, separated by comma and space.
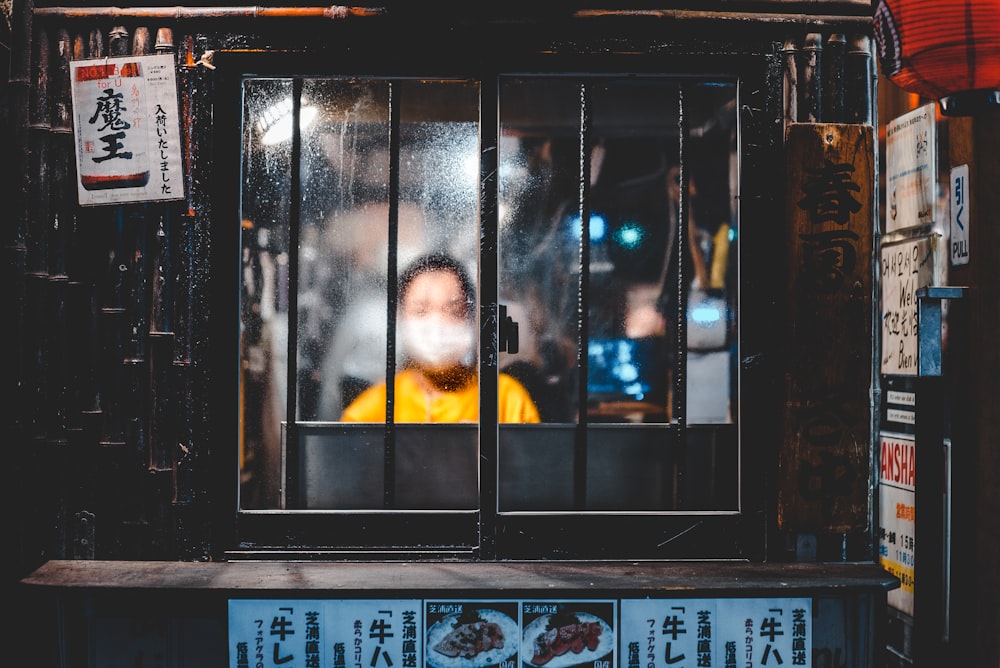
229, 599, 422, 668
619, 598, 811, 668
229, 597, 820, 668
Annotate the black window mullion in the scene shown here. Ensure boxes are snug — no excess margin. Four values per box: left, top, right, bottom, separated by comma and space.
673, 85, 691, 506
573, 81, 593, 510
284, 77, 304, 509
383, 79, 401, 509
670, 86, 691, 427
480, 74, 499, 559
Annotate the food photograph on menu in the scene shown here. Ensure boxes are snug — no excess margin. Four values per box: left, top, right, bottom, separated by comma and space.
426, 602, 521, 668
521, 602, 615, 668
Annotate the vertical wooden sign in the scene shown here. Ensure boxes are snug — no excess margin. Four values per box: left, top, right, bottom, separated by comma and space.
779, 124, 874, 532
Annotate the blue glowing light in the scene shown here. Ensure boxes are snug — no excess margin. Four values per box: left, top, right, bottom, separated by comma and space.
691, 304, 722, 325
624, 384, 645, 401
615, 222, 643, 249
570, 214, 607, 242
615, 362, 640, 383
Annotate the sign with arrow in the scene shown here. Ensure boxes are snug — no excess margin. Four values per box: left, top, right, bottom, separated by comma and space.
950, 164, 970, 266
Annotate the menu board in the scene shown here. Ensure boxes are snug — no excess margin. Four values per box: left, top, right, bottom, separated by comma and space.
229, 597, 811, 668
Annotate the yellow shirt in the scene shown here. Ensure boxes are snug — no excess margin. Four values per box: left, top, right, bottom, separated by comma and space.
340, 369, 541, 423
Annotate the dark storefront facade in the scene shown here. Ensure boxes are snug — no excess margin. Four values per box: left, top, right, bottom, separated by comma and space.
19, 0, 1000, 665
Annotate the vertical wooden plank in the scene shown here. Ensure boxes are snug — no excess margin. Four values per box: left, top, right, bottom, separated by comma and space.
25, 26, 51, 442
45, 27, 74, 444
142, 27, 177, 474
780, 123, 874, 532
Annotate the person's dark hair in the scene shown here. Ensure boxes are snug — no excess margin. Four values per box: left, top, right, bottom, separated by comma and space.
398, 252, 475, 317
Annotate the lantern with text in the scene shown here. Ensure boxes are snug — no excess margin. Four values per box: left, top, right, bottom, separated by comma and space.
874, 0, 1000, 115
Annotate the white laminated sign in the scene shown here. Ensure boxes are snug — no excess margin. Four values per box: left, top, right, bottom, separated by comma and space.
70, 53, 185, 206
885, 103, 936, 233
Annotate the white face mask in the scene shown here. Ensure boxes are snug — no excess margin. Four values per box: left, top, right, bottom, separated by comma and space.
399, 315, 476, 370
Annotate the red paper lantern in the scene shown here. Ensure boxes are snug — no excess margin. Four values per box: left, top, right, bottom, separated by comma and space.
874, 0, 1000, 115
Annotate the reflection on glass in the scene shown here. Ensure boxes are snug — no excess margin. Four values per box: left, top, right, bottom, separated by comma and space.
297, 78, 392, 424
240, 78, 292, 510
239, 74, 739, 513
239, 77, 482, 510
497, 77, 739, 511
496, 78, 582, 424
498, 78, 738, 426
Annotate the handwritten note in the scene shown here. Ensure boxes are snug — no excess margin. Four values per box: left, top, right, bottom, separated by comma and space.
880, 236, 938, 375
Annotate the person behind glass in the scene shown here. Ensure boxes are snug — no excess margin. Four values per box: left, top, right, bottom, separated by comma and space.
340, 253, 541, 423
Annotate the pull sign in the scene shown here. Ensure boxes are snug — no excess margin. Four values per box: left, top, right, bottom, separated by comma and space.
950, 164, 970, 266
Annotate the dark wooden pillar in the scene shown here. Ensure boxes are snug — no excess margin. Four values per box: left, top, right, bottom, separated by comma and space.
945, 114, 1000, 668
780, 123, 875, 550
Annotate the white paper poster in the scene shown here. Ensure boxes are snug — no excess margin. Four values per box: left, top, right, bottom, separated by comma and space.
70, 53, 185, 206
885, 103, 937, 233
229, 599, 422, 668
618, 598, 811, 668
231, 597, 814, 668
